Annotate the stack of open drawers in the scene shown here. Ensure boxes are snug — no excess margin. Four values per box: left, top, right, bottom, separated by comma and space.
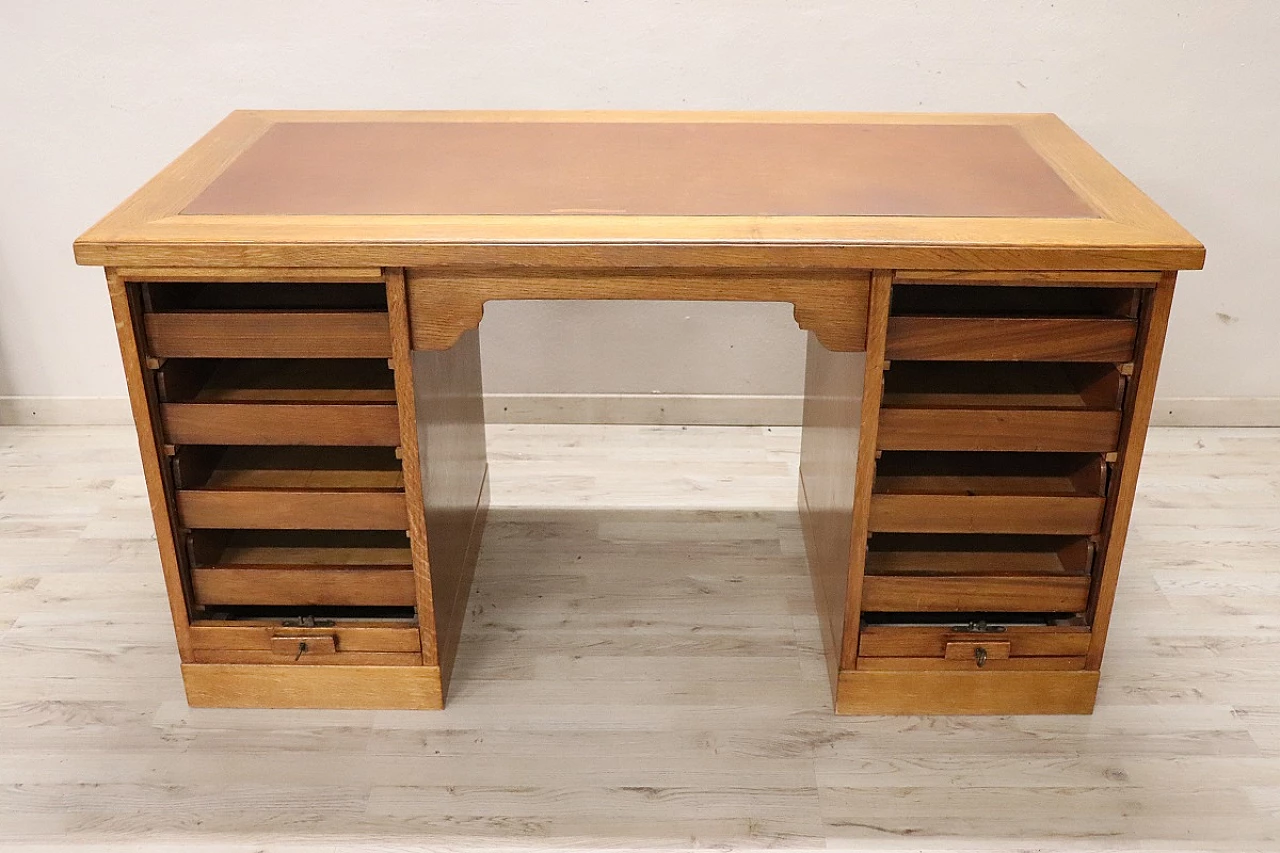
131, 275, 424, 668
855, 278, 1144, 676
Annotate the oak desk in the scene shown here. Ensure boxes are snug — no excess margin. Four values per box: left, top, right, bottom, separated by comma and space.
74, 111, 1204, 714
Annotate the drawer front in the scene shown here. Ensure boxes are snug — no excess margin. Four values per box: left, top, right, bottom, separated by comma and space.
854, 655, 1087, 672
192, 566, 416, 607
162, 403, 401, 446
189, 624, 421, 654
885, 317, 1137, 362
145, 312, 392, 359
860, 574, 1091, 612
858, 626, 1091, 658
177, 489, 408, 530
878, 409, 1122, 452
868, 494, 1105, 535
188, 622, 420, 666
189, 648, 422, 666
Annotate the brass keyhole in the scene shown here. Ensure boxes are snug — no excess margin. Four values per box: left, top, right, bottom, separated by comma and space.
295, 641, 309, 661
974, 647, 988, 668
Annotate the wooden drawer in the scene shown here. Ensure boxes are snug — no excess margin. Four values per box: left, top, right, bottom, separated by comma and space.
145, 311, 392, 359
187, 528, 416, 608
862, 534, 1094, 613
173, 446, 406, 529
855, 655, 1087, 672
162, 402, 401, 446
190, 621, 421, 654
869, 494, 1104, 534
189, 628, 420, 666
188, 608, 421, 667
858, 624, 1091, 658
881, 361, 1127, 412
188, 647, 422, 666
870, 452, 1107, 535
878, 408, 1122, 452
860, 574, 1091, 612
192, 565, 415, 607
169, 445, 404, 491
153, 358, 395, 404
177, 489, 407, 530
885, 317, 1136, 362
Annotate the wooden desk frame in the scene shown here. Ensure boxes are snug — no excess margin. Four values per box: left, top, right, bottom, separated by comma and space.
77, 112, 1203, 714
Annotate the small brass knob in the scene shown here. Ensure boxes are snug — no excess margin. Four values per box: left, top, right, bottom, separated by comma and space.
974, 647, 988, 668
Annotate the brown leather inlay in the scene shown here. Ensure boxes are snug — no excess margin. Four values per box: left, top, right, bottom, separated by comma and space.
183, 121, 1095, 218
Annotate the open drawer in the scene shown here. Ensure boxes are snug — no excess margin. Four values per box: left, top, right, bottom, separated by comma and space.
878, 408, 1121, 453
882, 362, 1127, 411
885, 317, 1135, 362
172, 446, 407, 530
186, 529, 416, 609
145, 311, 392, 359
862, 533, 1094, 613
885, 284, 1139, 362
153, 358, 396, 404
878, 361, 1125, 452
189, 603, 421, 667
869, 451, 1107, 535
154, 358, 401, 446
858, 611, 1091, 671
142, 280, 392, 359
163, 402, 400, 446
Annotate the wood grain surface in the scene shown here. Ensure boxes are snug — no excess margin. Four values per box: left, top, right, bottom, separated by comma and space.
877, 408, 1123, 452
884, 316, 1137, 361
144, 311, 392, 359
405, 269, 871, 353
797, 332, 865, 695
73, 111, 1205, 271
411, 329, 490, 696
161, 402, 402, 446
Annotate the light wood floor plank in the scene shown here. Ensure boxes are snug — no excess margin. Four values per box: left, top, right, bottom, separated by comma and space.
1, 424, 1279, 849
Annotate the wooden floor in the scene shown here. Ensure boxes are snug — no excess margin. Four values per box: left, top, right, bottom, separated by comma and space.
1, 423, 1278, 851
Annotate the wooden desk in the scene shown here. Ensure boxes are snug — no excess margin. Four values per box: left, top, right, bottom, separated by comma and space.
74, 111, 1203, 714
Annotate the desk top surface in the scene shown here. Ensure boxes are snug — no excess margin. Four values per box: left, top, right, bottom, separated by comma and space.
75, 111, 1203, 271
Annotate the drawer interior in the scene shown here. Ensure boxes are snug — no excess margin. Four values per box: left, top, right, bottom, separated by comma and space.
187, 529, 415, 610
194, 605, 418, 625
866, 533, 1094, 577
189, 529, 412, 568
874, 452, 1106, 497
862, 611, 1085, 627
858, 617, 1091, 659
143, 281, 388, 312
155, 358, 395, 404
882, 362, 1125, 410
890, 285, 1140, 318
171, 445, 404, 491
861, 534, 1094, 615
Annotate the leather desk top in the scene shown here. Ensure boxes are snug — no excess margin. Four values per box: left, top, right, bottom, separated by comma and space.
73, 111, 1204, 271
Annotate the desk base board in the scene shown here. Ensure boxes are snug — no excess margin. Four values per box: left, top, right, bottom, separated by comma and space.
181, 663, 445, 710
836, 669, 1099, 715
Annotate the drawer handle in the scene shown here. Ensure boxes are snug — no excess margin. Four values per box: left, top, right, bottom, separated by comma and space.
944, 640, 1012, 664
975, 647, 987, 668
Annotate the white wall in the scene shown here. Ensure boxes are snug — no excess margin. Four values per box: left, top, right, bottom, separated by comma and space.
2, 1, 1277, 422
